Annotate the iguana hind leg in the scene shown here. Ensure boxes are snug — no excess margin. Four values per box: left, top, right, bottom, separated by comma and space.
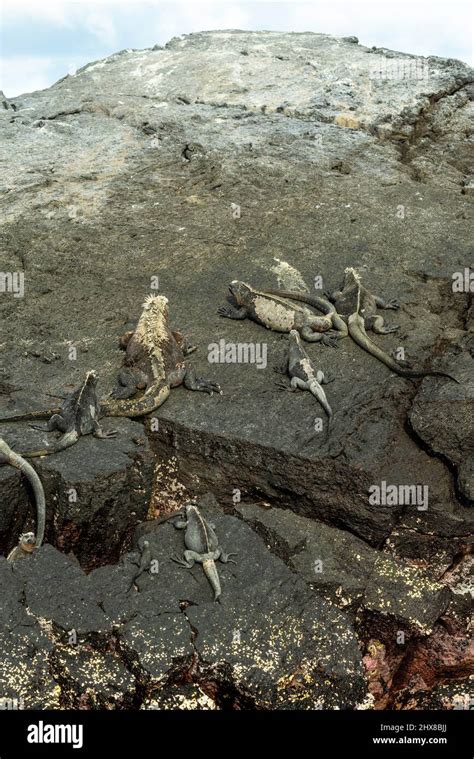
374, 296, 400, 310
183, 367, 222, 395
277, 377, 308, 392
92, 420, 118, 439
110, 367, 148, 399
30, 413, 64, 433
300, 326, 339, 347
316, 370, 335, 385
366, 315, 399, 334
172, 550, 202, 568
218, 549, 237, 565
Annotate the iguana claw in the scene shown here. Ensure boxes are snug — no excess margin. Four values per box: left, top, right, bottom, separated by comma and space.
322, 334, 339, 348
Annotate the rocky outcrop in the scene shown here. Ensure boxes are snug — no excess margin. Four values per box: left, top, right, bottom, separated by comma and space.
0, 505, 366, 709
0, 30, 472, 709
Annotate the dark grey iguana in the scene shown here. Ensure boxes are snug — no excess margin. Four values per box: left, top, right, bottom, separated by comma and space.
275, 330, 334, 422
127, 538, 153, 591
172, 502, 236, 602
14, 370, 118, 457
218, 281, 346, 345
0, 295, 222, 425
326, 268, 459, 382
0, 437, 45, 549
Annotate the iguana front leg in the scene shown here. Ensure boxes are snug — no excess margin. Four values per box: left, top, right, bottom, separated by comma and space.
217, 304, 249, 320
325, 289, 341, 302
273, 355, 289, 375
173, 517, 188, 530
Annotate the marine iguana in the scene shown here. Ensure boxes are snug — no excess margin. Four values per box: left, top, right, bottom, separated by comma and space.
7, 532, 37, 562
127, 538, 153, 591
15, 370, 118, 457
172, 502, 236, 602
275, 330, 334, 421
218, 281, 344, 345
0, 437, 45, 548
328, 268, 458, 382
0, 295, 222, 424
326, 267, 401, 334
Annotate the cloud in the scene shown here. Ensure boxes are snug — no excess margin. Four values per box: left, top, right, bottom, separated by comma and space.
0, 1, 472, 97
83, 9, 118, 47
0, 56, 59, 96
0, 54, 97, 97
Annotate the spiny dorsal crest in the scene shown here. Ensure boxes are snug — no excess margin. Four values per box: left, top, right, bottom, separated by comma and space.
142, 294, 169, 312
139, 294, 168, 381
344, 266, 362, 282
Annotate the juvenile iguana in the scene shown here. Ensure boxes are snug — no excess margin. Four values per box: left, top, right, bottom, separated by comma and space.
172, 502, 236, 602
0, 295, 222, 424
275, 330, 334, 421
0, 438, 45, 548
218, 281, 345, 345
327, 268, 459, 382
7, 532, 37, 562
15, 370, 118, 457
127, 538, 153, 591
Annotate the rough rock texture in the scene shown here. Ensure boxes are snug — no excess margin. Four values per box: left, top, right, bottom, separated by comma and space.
0, 30, 473, 709
0, 418, 154, 567
0, 508, 366, 710
409, 350, 474, 501
237, 504, 451, 632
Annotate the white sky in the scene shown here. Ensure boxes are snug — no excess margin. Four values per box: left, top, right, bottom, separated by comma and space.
1, 0, 473, 97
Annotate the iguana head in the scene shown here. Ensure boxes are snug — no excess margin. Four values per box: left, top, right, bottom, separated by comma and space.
84, 370, 98, 388
18, 532, 36, 553
343, 267, 362, 287
289, 329, 301, 346
228, 281, 253, 305
184, 500, 199, 519
142, 294, 169, 318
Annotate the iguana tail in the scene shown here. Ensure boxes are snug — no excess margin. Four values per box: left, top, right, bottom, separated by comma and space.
263, 289, 348, 336
202, 558, 221, 602
348, 313, 459, 382
0, 408, 61, 423
20, 430, 79, 458
0, 439, 46, 547
308, 380, 333, 421
0, 385, 172, 423
100, 384, 171, 417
